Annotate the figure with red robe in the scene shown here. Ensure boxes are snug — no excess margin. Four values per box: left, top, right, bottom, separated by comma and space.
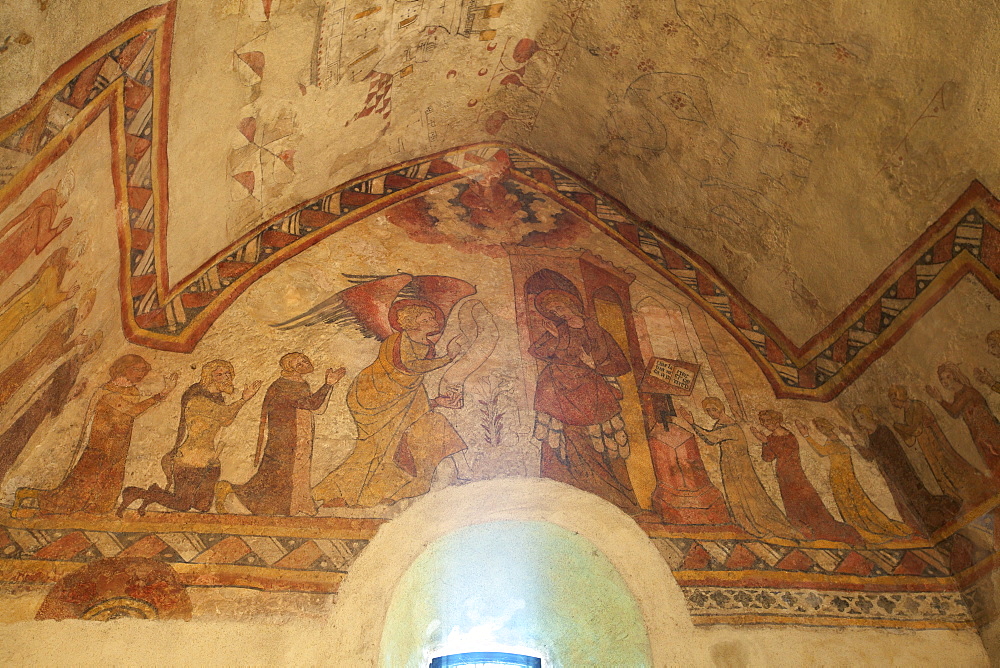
751, 410, 862, 545
0, 175, 74, 286
646, 393, 729, 524
14, 354, 176, 515
530, 288, 640, 513
928, 362, 1000, 479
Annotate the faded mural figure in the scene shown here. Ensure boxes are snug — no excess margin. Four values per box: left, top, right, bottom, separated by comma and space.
118, 360, 262, 516
0, 332, 103, 485
218, 353, 344, 516
928, 362, 1000, 478
646, 393, 729, 524
796, 418, 912, 544
751, 410, 862, 545
852, 405, 960, 533
0, 247, 78, 347
0, 288, 95, 406
889, 384, 992, 506
313, 300, 467, 508
274, 273, 486, 509
0, 173, 74, 285
13, 354, 177, 515
974, 329, 1000, 396
531, 288, 640, 514
677, 398, 800, 540
457, 152, 524, 230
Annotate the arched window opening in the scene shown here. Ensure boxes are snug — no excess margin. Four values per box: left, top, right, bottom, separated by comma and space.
381, 520, 651, 667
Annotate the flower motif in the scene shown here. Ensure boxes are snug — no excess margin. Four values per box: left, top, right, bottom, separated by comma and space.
637, 58, 655, 73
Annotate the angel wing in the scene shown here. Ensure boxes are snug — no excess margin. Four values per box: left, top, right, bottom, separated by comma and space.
271, 273, 413, 340
272, 273, 477, 341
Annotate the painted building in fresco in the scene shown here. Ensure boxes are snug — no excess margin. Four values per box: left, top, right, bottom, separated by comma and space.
1, 1, 1000, 665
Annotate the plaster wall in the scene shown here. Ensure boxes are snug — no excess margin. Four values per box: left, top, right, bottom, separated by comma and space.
4, 0, 1000, 339
3, 3, 1000, 664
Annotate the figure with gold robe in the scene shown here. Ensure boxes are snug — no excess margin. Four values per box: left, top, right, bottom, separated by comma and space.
272, 274, 481, 509
313, 300, 467, 507
678, 398, 800, 540
0, 288, 94, 407
272, 274, 482, 509
796, 418, 913, 544
0, 247, 77, 347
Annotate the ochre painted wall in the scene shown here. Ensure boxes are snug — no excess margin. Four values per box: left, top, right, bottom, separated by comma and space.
2, 2, 1000, 665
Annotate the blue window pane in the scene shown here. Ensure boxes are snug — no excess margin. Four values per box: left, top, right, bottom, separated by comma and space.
429, 651, 542, 667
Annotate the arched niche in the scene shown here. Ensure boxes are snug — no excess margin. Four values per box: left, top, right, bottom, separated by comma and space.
381, 520, 650, 667
326, 477, 703, 666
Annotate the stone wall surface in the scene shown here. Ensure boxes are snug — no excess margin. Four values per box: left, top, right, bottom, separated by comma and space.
1, 1, 1000, 665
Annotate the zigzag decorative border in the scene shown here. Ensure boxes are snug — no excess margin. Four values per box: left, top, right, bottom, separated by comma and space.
0, 512, 976, 629
0, 2, 175, 314
0, 523, 366, 595
2, 2, 1000, 400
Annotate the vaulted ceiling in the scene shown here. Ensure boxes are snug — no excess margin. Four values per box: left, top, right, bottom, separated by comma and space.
2, 0, 999, 343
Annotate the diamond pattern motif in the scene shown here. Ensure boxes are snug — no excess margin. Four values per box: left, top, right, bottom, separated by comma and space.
0, 524, 367, 578
0, 520, 974, 628
652, 537, 952, 578
2, 5, 1000, 399
683, 587, 973, 627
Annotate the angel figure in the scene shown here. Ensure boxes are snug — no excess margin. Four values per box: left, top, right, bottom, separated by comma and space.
274, 273, 494, 508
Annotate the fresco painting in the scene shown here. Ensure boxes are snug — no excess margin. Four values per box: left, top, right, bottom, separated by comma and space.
0, 141, 998, 632
3, 4, 1000, 652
